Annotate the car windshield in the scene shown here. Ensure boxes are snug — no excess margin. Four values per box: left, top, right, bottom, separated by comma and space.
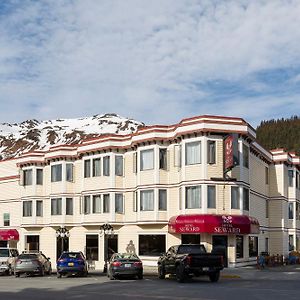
177, 245, 206, 254
114, 253, 139, 260
0, 249, 9, 257
61, 252, 82, 259
18, 254, 38, 259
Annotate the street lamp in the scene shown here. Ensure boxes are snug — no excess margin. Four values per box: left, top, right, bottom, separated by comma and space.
56, 226, 70, 257
100, 223, 114, 273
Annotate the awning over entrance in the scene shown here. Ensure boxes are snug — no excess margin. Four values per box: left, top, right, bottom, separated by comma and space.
168, 214, 260, 235
0, 229, 19, 241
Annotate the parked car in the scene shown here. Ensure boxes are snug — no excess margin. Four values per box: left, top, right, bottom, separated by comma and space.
158, 244, 224, 283
107, 253, 143, 280
0, 248, 19, 276
14, 251, 52, 277
56, 251, 88, 278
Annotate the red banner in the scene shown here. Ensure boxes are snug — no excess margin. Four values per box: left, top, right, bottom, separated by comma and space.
168, 214, 260, 235
224, 135, 234, 171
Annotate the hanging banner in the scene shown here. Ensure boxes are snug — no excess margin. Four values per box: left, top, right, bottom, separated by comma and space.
224, 135, 234, 172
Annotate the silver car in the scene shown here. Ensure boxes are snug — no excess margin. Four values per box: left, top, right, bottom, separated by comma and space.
14, 252, 52, 277
0, 248, 19, 275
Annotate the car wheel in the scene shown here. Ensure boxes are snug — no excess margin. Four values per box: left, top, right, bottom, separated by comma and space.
15, 272, 20, 278
137, 273, 143, 280
47, 267, 52, 275
176, 265, 186, 283
158, 265, 166, 279
40, 267, 45, 277
209, 271, 220, 283
57, 272, 62, 278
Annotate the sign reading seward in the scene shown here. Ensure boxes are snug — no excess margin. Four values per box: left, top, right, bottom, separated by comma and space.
168, 214, 260, 235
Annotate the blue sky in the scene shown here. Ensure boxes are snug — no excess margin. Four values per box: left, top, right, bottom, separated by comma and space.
0, 0, 300, 127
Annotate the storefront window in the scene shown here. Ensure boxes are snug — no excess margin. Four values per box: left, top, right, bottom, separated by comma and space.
236, 235, 244, 258
139, 235, 166, 256
86, 235, 99, 261
181, 234, 200, 244
249, 236, 258, 257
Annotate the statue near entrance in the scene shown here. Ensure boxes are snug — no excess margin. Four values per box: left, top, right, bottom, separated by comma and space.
126, 240, 136, 254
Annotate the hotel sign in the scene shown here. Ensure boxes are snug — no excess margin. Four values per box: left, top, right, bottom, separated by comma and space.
224, 135, 234, 172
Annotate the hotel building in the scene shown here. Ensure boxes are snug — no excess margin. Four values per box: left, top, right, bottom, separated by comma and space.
0, 115, 299, 268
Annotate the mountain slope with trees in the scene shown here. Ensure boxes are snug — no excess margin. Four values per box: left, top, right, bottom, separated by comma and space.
256, 116, 300, 155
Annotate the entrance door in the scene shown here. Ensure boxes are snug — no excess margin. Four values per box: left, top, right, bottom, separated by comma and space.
212, 235, 228, 267
107, 236, 118, 260
26, 235, 39, 251
56, 237, 69, 260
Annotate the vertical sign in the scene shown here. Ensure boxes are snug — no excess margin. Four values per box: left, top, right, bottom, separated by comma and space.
224, 135, 234, 172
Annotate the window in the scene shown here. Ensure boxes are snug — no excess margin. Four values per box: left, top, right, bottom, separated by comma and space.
36, 169, 43, 185
84, 196, 91, 214
207, 141, 216, 164
288, 170, 294, 187
265, 167, 269, 185
174, 145, 181, 167
86, 235, 99, 261
23, 201, 32, 217
297, 172, 300, 189
103, 156, 110, 176
51, 198, 62, 215
207, 186, 216, 208
36, 201, 43, 217
231, 187, 240, 209
243, 188, 249, 211
159, 189, 167, 211
243, 144, 249, 168
289, 235, 294, 251
133, 191, 137, 212
66, 163, 73, 182
297, 203, 300, 220
289, 203, 294, 219
181, 234, 200, 244
159, 149, 167, 170
139, 235, 166, 256
115, 156, 123, 176
23, 169, 33, 186
185, 142, 201, 165
140, 190, 154, 211
92, 158, 101, 177
266, 199, 269, 218
236, 235, 244, 258
51, 164, 62, 182
115, 193, 124, 213
185, 186, 201, 209
84, 160, 91, 178
140, 149, 154, 171
3, 213, 10, 226
249, 236, 258, 257
265, 238, 269, 253
133, 152, 137, 173
103, 194, 110, 213
92, 195, 101, 213
66, 198, 73, 215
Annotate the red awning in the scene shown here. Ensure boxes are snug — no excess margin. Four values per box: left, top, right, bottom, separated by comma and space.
0, 229, 19, 241
168, 214, 260, 235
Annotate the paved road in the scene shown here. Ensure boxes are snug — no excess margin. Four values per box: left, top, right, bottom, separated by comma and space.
1, 265, 300, 300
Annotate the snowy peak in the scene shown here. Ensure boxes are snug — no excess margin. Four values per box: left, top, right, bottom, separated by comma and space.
0, 113, 144, 160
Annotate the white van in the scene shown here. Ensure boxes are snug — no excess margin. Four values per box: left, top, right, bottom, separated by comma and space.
0, 248, 19, 275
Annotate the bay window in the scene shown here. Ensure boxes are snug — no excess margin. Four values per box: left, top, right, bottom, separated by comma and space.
140, 190, 154, 211
185, 141, 201, 165
51, 164, 62, 182
185, 186, 201, 209
140, 149, 154, 171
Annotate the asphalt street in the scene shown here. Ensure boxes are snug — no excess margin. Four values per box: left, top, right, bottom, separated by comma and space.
0, 265, 300, 300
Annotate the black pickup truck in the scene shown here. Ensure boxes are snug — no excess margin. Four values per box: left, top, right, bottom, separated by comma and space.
157, 244, 224, 283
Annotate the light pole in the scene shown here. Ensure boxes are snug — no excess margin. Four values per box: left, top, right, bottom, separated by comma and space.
100, 223, 114, 273
55, 226, 70, 258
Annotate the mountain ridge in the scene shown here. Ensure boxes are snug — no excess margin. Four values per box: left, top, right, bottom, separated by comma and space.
0, 113, 144, 160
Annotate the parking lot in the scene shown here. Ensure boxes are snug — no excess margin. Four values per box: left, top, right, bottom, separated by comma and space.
1, 265, 300, 300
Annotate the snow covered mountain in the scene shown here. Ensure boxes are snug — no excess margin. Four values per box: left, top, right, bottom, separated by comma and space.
0, 113, 144, 160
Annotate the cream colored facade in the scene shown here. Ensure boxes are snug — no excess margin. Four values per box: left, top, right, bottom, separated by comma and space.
0, 115, 299, 269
